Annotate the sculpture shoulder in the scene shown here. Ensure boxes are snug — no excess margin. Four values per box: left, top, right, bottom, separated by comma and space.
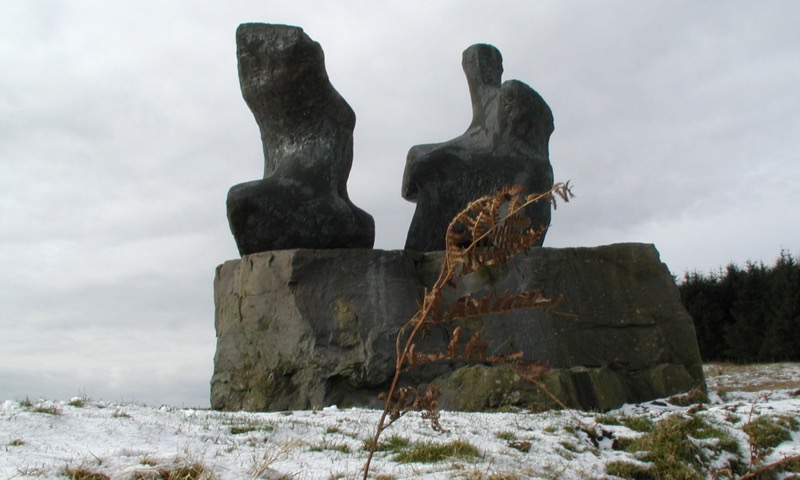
401, 142, 467, 200
498, 80, 554, 141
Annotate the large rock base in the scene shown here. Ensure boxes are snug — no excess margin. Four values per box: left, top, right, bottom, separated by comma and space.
211, 244, 705, 412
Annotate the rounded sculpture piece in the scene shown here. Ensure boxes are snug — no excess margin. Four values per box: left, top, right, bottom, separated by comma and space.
227, 23, 375, 255
402, 44, 554, 252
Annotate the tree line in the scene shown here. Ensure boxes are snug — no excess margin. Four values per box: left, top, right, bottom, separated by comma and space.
678, 250, 800, 362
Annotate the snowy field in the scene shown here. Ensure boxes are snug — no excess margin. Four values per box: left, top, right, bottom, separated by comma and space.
2, 363, 798, 479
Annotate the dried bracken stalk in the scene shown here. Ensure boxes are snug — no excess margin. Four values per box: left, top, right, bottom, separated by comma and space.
363, 182, 574, 480
462, 330, 488, 360
512, 360, 550, 383
486, 350, 525, 364
445, 182, 573, 278
734, 455, 800, 479
380, 384, 447, 433
511, 361, 569, 411
404, 347, 445, 368
447, 326, 462, 358
444, 290, 556, 321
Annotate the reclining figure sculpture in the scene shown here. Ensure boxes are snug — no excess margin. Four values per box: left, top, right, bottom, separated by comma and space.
402, 44, 555, 252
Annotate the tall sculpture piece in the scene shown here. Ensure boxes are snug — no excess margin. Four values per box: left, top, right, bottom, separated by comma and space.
227, 24, 375, 255
402, 44, 554, 252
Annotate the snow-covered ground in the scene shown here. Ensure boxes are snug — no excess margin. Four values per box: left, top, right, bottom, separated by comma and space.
2, 363, 798, 479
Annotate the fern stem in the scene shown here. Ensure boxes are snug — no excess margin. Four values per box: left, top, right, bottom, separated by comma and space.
363, 182, 573, 479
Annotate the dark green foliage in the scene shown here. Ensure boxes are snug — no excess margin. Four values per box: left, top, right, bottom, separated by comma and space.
679, 250, 800, 362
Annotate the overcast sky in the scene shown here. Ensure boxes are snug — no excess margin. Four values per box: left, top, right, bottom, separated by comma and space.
2, 1, 798, 408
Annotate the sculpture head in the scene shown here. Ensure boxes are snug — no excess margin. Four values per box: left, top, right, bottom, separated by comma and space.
234, 23, 356, 179
236, 23, 333, 126
462, 44, 503, 89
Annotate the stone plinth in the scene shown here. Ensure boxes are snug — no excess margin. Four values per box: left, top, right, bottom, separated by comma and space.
211, 243, 705, 412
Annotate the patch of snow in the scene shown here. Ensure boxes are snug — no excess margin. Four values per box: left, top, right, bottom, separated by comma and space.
1, 364, 798, 479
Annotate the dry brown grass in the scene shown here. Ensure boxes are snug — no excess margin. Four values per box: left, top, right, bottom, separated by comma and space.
64, 467, 110, 480
705, 362, 800, 394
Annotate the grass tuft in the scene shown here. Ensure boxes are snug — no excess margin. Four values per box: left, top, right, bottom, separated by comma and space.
230, 426, 259, 435
32, 404, 62, 415
459, 470, 524, 480
64, 466, 111, 480
776, 456, 800, 475
618, 413, 740, 479
744, 415, 799, 452
594, 413, 621, 425
494, 431, 517, 441
156, 463, 207, 480
68, 390, 93, 408
605, 460, 653, 480
393, 439, 480, 463
228, 418, 274, 435
620, 416, 655, 433
364, 435, 409, 453
507, 440, 531, 453
667, 387, 708, 406
309, 439, 351, 453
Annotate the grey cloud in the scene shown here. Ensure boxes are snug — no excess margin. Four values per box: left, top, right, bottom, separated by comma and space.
2, 0, 798, 407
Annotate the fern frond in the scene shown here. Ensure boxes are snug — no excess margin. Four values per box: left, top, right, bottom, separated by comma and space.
365, 182, 574, 480
447, 326, 462, 358
462, 331, 489, 360
485, 350, 524, 364
405, 343, 417, 367
381, 385, 446, 432
422, 289, 442, 324
444, 289, 555, 321
545, 294, 566, 312
411, 350, 445, 366
445, 184, 552, 278
550, 181, 575, 210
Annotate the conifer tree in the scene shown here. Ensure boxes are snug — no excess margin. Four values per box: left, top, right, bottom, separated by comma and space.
679, 250, 800, 362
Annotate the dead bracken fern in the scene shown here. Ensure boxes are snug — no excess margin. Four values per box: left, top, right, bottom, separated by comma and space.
362, 182, 575, 479
380, 384, 447, 433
